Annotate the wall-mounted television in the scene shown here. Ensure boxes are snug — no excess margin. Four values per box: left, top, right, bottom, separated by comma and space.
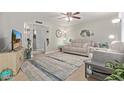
11, 29, 22, 50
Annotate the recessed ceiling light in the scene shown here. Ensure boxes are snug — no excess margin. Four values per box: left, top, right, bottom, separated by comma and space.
108, 34, 115, 39
112, 18, 121, 24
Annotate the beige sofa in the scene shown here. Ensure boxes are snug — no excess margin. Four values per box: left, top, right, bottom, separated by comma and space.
90, 41, 124, 63
110, 41, 124, 53
89, 41, 124, 53
62, 39, 90, 56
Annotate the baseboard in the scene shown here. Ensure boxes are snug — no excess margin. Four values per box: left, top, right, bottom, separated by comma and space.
45, 49, 59, 54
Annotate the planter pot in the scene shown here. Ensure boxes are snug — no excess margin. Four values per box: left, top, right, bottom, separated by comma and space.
26, 50, 32, 59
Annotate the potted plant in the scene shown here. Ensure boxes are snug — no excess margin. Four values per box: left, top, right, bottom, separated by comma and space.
26, 38, 32, 59
105, 60, 124, 81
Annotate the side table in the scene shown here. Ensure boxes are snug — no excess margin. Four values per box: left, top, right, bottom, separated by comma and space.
58, 46, 63, 52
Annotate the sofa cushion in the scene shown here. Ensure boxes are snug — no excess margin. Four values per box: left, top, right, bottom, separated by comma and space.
71, 42, 82, 47
82, 43, 89, 48
63, 46, 87, 53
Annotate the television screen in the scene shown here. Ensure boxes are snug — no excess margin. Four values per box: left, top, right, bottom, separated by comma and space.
12, 29, 22, 50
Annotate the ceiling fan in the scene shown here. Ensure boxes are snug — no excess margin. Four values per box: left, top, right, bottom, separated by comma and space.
59, 12, 81, 22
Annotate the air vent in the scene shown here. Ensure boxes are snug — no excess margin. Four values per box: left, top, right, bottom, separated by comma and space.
35, 21, 43, 24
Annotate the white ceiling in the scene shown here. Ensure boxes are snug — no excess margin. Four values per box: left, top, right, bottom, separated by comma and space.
0, 12, 118, 27
38, 12, 118, 27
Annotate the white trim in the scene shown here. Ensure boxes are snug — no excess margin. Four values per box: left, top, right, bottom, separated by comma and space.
32, 50, 44, 54
45, 49, 59, 54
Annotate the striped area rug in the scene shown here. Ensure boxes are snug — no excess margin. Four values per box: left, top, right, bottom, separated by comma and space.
21, 52, 88, 81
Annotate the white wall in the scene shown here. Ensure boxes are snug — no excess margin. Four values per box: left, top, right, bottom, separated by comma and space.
0, 13, 7, 50
0, 13, 60, 52
68, 15, 121, 43
121, 12, 124, 42
0, 13, 121, 52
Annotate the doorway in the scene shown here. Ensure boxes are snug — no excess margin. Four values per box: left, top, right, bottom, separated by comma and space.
24, 23, 48, 54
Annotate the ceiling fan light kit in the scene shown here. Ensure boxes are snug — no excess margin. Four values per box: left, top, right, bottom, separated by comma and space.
65, 17, 72, 22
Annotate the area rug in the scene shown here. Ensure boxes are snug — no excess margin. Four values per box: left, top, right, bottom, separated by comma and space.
47, 52, 88, 67
21, 61, 53, 81
21, 52, 88, 81
21, 57, 79, 80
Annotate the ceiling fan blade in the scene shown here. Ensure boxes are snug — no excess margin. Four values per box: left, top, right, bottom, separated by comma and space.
72, 16, 81, 19
73, 12, 80, 15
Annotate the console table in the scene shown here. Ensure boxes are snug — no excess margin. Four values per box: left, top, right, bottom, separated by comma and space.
84, 61, 112, 81
0, 49, 24, 75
